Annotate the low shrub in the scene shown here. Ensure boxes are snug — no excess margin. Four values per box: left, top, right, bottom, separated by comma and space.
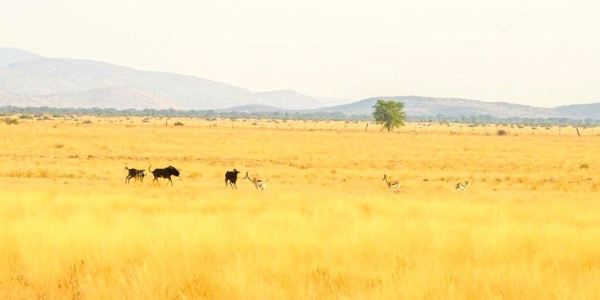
3, 118, 18, 125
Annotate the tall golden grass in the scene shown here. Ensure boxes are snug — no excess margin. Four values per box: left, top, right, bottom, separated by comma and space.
1, 117, 599, 298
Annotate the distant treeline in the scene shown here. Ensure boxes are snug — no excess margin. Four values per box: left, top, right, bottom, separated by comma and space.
0, 106, 363, 121
1, 106, 599, 126
408, 114, 600, 127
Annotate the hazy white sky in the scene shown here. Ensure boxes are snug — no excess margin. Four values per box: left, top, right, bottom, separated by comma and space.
1, 0, 599, 106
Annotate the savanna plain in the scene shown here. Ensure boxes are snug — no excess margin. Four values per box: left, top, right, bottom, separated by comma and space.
1, 116, 600, 299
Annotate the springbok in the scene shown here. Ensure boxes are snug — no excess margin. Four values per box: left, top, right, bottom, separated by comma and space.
455, 181, 470, 193
244, 172, 266, 191
382, 174, 400, 193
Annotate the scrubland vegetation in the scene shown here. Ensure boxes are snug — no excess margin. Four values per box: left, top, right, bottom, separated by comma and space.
1, 116, 599, 298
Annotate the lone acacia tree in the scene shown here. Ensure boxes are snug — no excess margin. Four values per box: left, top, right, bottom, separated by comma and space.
372, 100, 407, 132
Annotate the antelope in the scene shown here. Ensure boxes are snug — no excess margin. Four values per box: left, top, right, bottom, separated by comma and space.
244, 172, 266, 191
455, 181, 470, 193
382, 174, 400, 193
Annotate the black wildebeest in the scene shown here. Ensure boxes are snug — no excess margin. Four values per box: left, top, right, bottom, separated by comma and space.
225, 169, 241, 188
149, 165, 181, 186
125, 167, 145, 184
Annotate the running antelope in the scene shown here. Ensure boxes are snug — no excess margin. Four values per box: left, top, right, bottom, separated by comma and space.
244, 172, 266, 191
382, 174, 400, 193
455, 181, 470, 193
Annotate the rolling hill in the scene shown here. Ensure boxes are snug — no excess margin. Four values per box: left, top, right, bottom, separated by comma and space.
317, 96, 600, 119
316, 96, 559, 118
553, 103, 600, 119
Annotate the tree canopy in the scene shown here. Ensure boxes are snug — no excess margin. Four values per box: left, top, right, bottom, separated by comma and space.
372, 100, 407, 132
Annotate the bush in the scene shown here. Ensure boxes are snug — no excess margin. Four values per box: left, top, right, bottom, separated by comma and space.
174, 121, 184, 126
497, 129, 508, 136
3, 118, 19, 125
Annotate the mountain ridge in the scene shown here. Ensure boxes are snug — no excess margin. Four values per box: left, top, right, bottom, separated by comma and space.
0, 47, 44, 68
0, 48, 324, 110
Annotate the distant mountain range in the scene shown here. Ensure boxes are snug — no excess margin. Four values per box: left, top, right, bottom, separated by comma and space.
0, 48, 332, 110
1, 47, 599, 119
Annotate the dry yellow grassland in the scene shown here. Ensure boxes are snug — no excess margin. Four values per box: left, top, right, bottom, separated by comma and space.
1, 117, 600, 299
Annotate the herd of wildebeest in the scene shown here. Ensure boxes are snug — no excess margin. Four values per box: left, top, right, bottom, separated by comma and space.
125, 166, 470, 193
125, 166, 267, 190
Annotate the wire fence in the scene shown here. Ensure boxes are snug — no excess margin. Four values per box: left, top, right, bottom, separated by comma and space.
5, 115, 598, 137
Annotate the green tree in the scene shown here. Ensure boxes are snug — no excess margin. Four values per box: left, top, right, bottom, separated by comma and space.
372, 100, 407, 132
